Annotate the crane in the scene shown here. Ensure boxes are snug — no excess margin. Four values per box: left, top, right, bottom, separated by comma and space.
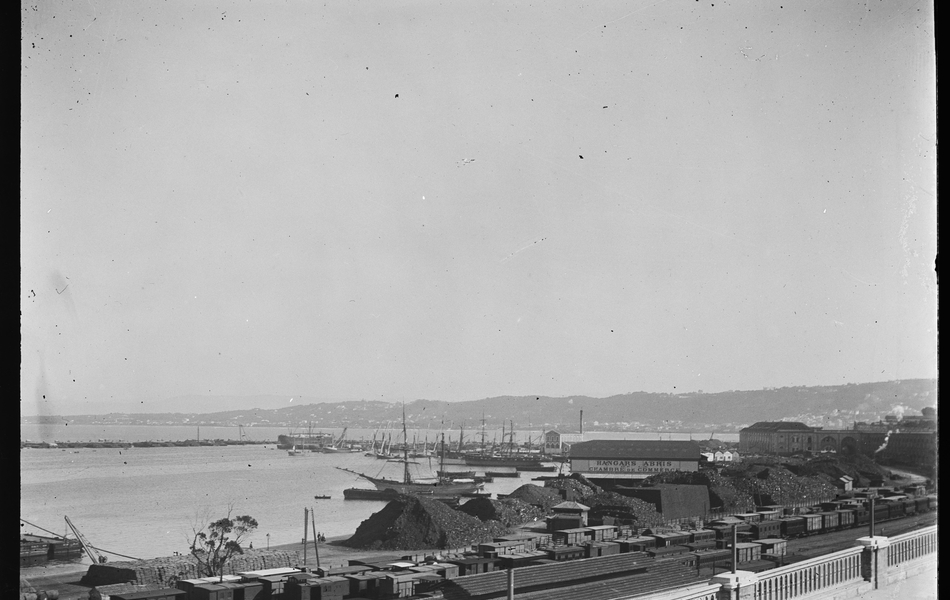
65, 516, 107, 564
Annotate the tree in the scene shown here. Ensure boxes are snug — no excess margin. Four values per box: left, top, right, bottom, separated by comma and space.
189, 507, 259, 579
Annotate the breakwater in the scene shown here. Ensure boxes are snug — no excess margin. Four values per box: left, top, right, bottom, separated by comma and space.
21, 439, 263, 449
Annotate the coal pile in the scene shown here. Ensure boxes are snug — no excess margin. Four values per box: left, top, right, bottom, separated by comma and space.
343, 495, 510, 551
542, 473, 602, 499
581, 491, 664, 527
458, 496, 548, 528
504, 484, 563, 510
796, 454, 893, 488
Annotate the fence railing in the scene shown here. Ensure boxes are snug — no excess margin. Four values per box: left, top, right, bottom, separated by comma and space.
886, 525, 937, 567
752, 546, 864, 600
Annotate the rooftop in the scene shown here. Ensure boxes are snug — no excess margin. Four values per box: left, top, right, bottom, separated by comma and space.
568, 440, 701, 460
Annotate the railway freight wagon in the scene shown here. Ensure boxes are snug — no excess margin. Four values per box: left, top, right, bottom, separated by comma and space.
585, 525, 619, 541
651, 531, 691, 547
801, 513, 823, 535
734, 512, 763, 523
835, 509, 855, 528
778, 517, 806, 538
617, 536, 656, 552
750, 520, 781, 540
690, 549, 734, 573
817, 511, 840, 532
756, 509, 782, 522
687, 529, 716, 544
552, 528, 590, 546
109, 591, 188, 600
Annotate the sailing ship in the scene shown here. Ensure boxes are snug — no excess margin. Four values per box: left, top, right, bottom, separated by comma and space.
462, 420, 547, 468
337, 408, 483, 497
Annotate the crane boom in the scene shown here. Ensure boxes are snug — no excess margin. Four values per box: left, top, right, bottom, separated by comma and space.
65, 516, 106, 564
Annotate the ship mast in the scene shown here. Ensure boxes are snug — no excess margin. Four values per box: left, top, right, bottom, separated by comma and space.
402, 404, 410, 485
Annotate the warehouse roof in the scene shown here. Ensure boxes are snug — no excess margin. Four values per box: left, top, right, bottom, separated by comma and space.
568, 440, 701, 460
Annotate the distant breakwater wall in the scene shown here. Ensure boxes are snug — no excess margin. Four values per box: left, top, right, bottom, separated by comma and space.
80, 549, 299, 587
21, 440, 264, 449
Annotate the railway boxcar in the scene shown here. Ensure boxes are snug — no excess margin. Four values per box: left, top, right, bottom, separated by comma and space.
709, 517, 746, 528
734, 543, 763, 563
817, 511, 840, 531
900, 497, 918, 516
692, 549, 733, 572
734, 512, 763, 523
585, 525, 619, 541
109, 591, 187, 600
835, 509, 855, 528
801, 513, 823, 535
756, 509, 782, 522
750, 520, 781, 540
684, 541, 718, 552
881, 501, 903, 520
652, 531, 691, 547
927, 495, 937, 511
852, 508, 869, 527
711, 523, 751, 540
914, 497, 930, 514
687, 529, 716, 544
778, 516, 806, 539
647, 545, 690, 558
552, 528, 590, 546
753, 538, 787, 557
617, 536, 656, 552
544, 545, 586, 561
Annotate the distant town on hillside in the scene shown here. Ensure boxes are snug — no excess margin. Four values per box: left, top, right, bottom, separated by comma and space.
22, 379, 936, 434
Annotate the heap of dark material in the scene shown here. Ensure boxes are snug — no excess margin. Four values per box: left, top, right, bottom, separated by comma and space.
458, 496, 548, 527
343, 495, 510, 551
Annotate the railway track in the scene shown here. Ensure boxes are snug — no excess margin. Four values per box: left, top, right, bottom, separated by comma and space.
784, 511, 937, 561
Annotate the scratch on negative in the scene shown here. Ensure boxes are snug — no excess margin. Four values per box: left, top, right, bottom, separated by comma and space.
501, 238, 547, 263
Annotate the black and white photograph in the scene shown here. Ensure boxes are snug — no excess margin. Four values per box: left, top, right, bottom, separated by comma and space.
21, 2, 936, 599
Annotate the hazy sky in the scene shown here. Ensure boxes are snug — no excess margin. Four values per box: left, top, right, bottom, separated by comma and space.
21, 1, 936, 416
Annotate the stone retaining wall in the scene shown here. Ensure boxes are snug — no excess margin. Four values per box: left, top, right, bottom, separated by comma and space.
80, 549, 299, 586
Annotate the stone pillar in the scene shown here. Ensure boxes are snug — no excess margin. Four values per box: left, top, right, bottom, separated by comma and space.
857, 536, 891, 589
711, 570, 759, 600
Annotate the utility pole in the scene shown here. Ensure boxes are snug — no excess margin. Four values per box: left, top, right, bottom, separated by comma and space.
731, 524, 738, 574
303, 508, 309, 565
310, 508, 321, 571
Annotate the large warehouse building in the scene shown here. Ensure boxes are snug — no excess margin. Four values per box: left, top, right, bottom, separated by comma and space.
568, 440, 702, 484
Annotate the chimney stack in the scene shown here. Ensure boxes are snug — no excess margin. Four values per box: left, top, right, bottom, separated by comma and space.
580, 409, 584, 435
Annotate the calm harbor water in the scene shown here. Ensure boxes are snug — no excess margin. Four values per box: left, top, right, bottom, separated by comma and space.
20, 425, 737, 563
19, 423, 738, 445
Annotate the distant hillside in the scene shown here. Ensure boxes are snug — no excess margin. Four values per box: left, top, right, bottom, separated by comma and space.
33, 379, 937, 433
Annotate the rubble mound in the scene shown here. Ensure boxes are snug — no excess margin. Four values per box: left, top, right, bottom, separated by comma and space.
343, 495, 510, 551
458, 496, 548, 527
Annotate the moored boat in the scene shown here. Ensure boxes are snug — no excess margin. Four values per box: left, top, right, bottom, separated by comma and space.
336, 406, 484, 498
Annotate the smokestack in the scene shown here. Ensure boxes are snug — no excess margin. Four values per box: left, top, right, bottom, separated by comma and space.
580, 410, 584, 435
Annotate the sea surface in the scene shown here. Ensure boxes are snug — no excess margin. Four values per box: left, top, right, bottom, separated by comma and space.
20, 424, 737, 564
19, 423, 738, 445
